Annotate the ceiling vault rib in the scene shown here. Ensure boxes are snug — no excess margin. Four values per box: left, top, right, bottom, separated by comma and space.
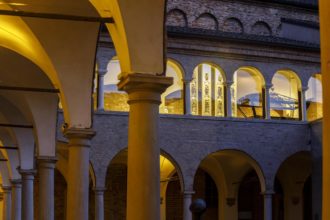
0, 9, 114, 23
0, 123, 33, 128
0, 86, 59, 93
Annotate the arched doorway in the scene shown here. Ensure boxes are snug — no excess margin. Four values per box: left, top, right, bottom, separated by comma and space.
238, 170, 263, 220
193, 168, 218, 220
193, 150, 266, 220
275, 151, 312, 220
105, 149, 183, 220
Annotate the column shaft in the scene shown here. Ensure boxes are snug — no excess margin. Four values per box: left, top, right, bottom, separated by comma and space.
37, 157, 57, 220
264, 192, 273, 220
94, 188, 106, 220
118, 73, 172, 220
300, 87, 308, 121
225, 82, 233, 117
183, 80, 191, 115
97, 70, 106, 111
11, 180, 22, 220
20, 170, 35, 220
264, 84, 272, 119
183, 191, 194, 220
63, 128, 95, 220
2, 186, 12, 220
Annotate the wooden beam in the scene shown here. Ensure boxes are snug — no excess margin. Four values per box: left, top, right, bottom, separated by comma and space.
0, 9, 114, 23
0, 123, 33, 128
0, 146, 18, 150
0, 85, 59, 93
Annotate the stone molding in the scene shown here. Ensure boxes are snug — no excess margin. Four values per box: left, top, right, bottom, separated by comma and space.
63, 127, 96, 139
118, 73, 173, 104
37, 156, 58, 169
10, 179, 22, 188
18, 168, 36, 180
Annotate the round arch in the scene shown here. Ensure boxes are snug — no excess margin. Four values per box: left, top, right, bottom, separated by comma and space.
232, 66, 265, 119
190, 62, 226, 116
270, 69, 302, 120
306, 73, 323, 121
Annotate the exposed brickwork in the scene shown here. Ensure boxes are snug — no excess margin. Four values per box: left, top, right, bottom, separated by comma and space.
223, 17, 244, 33
165, 175, 183, 220
166, 9, 188, 27
104, 164, 127, 220
166, 0, 318, 36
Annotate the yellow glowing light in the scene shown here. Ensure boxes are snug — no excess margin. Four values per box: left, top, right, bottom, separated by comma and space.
0, 2, 27, 6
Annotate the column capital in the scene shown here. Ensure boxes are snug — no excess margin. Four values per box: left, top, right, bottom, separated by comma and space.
224, 81, 233, 86
1, 186, 11, 192
96, 68, 107, 76
226, 197, 236, 207
118, 73, 173, 104
301, 86, 309, 92
264, 83, 273, 89
63, 127, 96, 140
262, 190, 275, 196
182, 78, 193, 84
118, 73, 173, 93
10, 179, 22, 189
18, 168, 36, 179
93, 187, 107, 194
37, 156, 58, 169
183, 191, 195, 196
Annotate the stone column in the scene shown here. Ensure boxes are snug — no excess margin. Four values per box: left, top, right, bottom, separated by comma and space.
225, 81, 233, 117
183, 79, 192, 115
10, 179, 22, 220
19, 169, 36, 220
37, 157, 57, 220
63, 128, 95, 220
263, 191, 274, 220
94, 187, 106, 220
183, 191, 194, 220
2, 186, 11, 220
118, 73, 172, 220
264, 83, 273, 119
300, 86, 308, 121
97, 68, 107, 111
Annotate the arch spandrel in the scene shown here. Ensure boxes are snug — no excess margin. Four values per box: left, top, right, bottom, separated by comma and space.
0, 129, 21, 180
0, 98, 35, 170
0, 6, 59, 88
0, 150, 11, 186
0, 91, 58, 157
91, 0, 167, 74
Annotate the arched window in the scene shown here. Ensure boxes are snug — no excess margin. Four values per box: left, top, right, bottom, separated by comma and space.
160, 60, 184, 115
103, 58, 184, 114
232, 67, 264, 118
306, 74, 323, 121
270, 70, 301, 120
104, 58, 129, 112
190, 63, 225, 116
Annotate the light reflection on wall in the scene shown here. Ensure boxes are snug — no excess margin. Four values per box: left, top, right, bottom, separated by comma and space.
232, 68, 264, 118
270, 70, 300, 120
306, 74, 323, 121
190, 63, 225, 116
103, 59, 184, 114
